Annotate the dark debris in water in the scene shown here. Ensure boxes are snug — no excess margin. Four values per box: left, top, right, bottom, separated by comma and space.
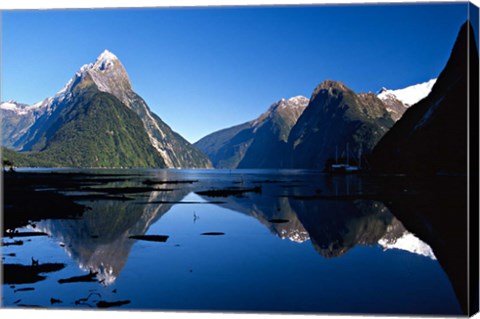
4, 263, 66, 285
195, 186, 262, 198
74, 292, 101, 306
58, 271, 98, 284
129, 235, 169, 242
201, 232, 225, 236
2, 240, 24, 247
96, 299, 131, 308
3, 172, 87, 231
3, 232, 48, 238
17, 304, 44, 308
80, 186, 167, 194
14, 287, 35, 293
50, 298, 62, 305
66, 194, 134, 201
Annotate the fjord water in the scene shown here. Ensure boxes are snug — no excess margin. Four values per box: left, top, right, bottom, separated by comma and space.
1, 169, 463, 314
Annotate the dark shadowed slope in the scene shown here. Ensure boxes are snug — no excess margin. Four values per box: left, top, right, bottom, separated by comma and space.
371, 21, 479, 175
288, 80, 394, 169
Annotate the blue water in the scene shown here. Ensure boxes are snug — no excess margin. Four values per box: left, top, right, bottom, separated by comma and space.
1, 169, 462, 314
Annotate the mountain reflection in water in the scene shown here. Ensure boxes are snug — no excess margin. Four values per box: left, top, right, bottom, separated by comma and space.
33, 188, 189, 286
2, 170, 464, 314
207, 189, 434, 260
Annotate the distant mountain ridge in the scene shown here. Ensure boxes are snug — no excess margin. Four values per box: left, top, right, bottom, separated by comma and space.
194, 96, 309, 168
1, 33, 459, 171
1, 50, 211, 168
1, 100, 44, 148
197, 79, 396, 169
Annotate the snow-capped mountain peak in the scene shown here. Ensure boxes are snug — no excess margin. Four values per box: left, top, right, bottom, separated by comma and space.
94, 50, 120, 71
1, 50, 212, 168
287, 95, 309, 107
52, 50, 133, 108
97, 49, 118, 62
48, 50, 131, 107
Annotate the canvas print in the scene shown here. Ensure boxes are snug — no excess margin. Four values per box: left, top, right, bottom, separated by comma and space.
1, 1, 479, 316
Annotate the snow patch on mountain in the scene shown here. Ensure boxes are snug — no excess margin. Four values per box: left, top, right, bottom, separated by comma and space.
56, 78, 75, 98
378, 231, 436, 260
0, 101, 19, 111
0, 100, 50, 116
280, 96, 309, 110
378, 78, 437, 107
95, 50, 118, 70
280, 229, 310, 243
253, 96, 309, 127
288, 95, 309, 106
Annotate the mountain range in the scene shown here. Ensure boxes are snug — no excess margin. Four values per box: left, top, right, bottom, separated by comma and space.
2, 20, 473, 173
196, 21, 474, 172
195, 78, 435, 170
1, 50, 211, 168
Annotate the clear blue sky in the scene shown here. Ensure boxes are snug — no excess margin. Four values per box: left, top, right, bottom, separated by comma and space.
1, 3, 469, 143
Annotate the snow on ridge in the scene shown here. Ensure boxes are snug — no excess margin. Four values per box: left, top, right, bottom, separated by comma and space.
279, 95, 309, 109
378, 231, 436, 260
1, 100, 48, 116
91, 50, 120, 73
30, 100, 46, 109
73, 50, 121, 80
288, 95, 309, 105
77, 63, 93, 76
55, 77, 76, 100
97, 50, 118, 63
378, 78, 437, 107
0, 101, 19, 111
252, 95, 309, 124
280, 228, 310, 243
1, 50, 125, 118
377, 89, 397, 101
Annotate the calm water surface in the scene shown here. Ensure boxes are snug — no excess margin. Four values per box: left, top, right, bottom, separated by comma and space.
1, 169, 463, 314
